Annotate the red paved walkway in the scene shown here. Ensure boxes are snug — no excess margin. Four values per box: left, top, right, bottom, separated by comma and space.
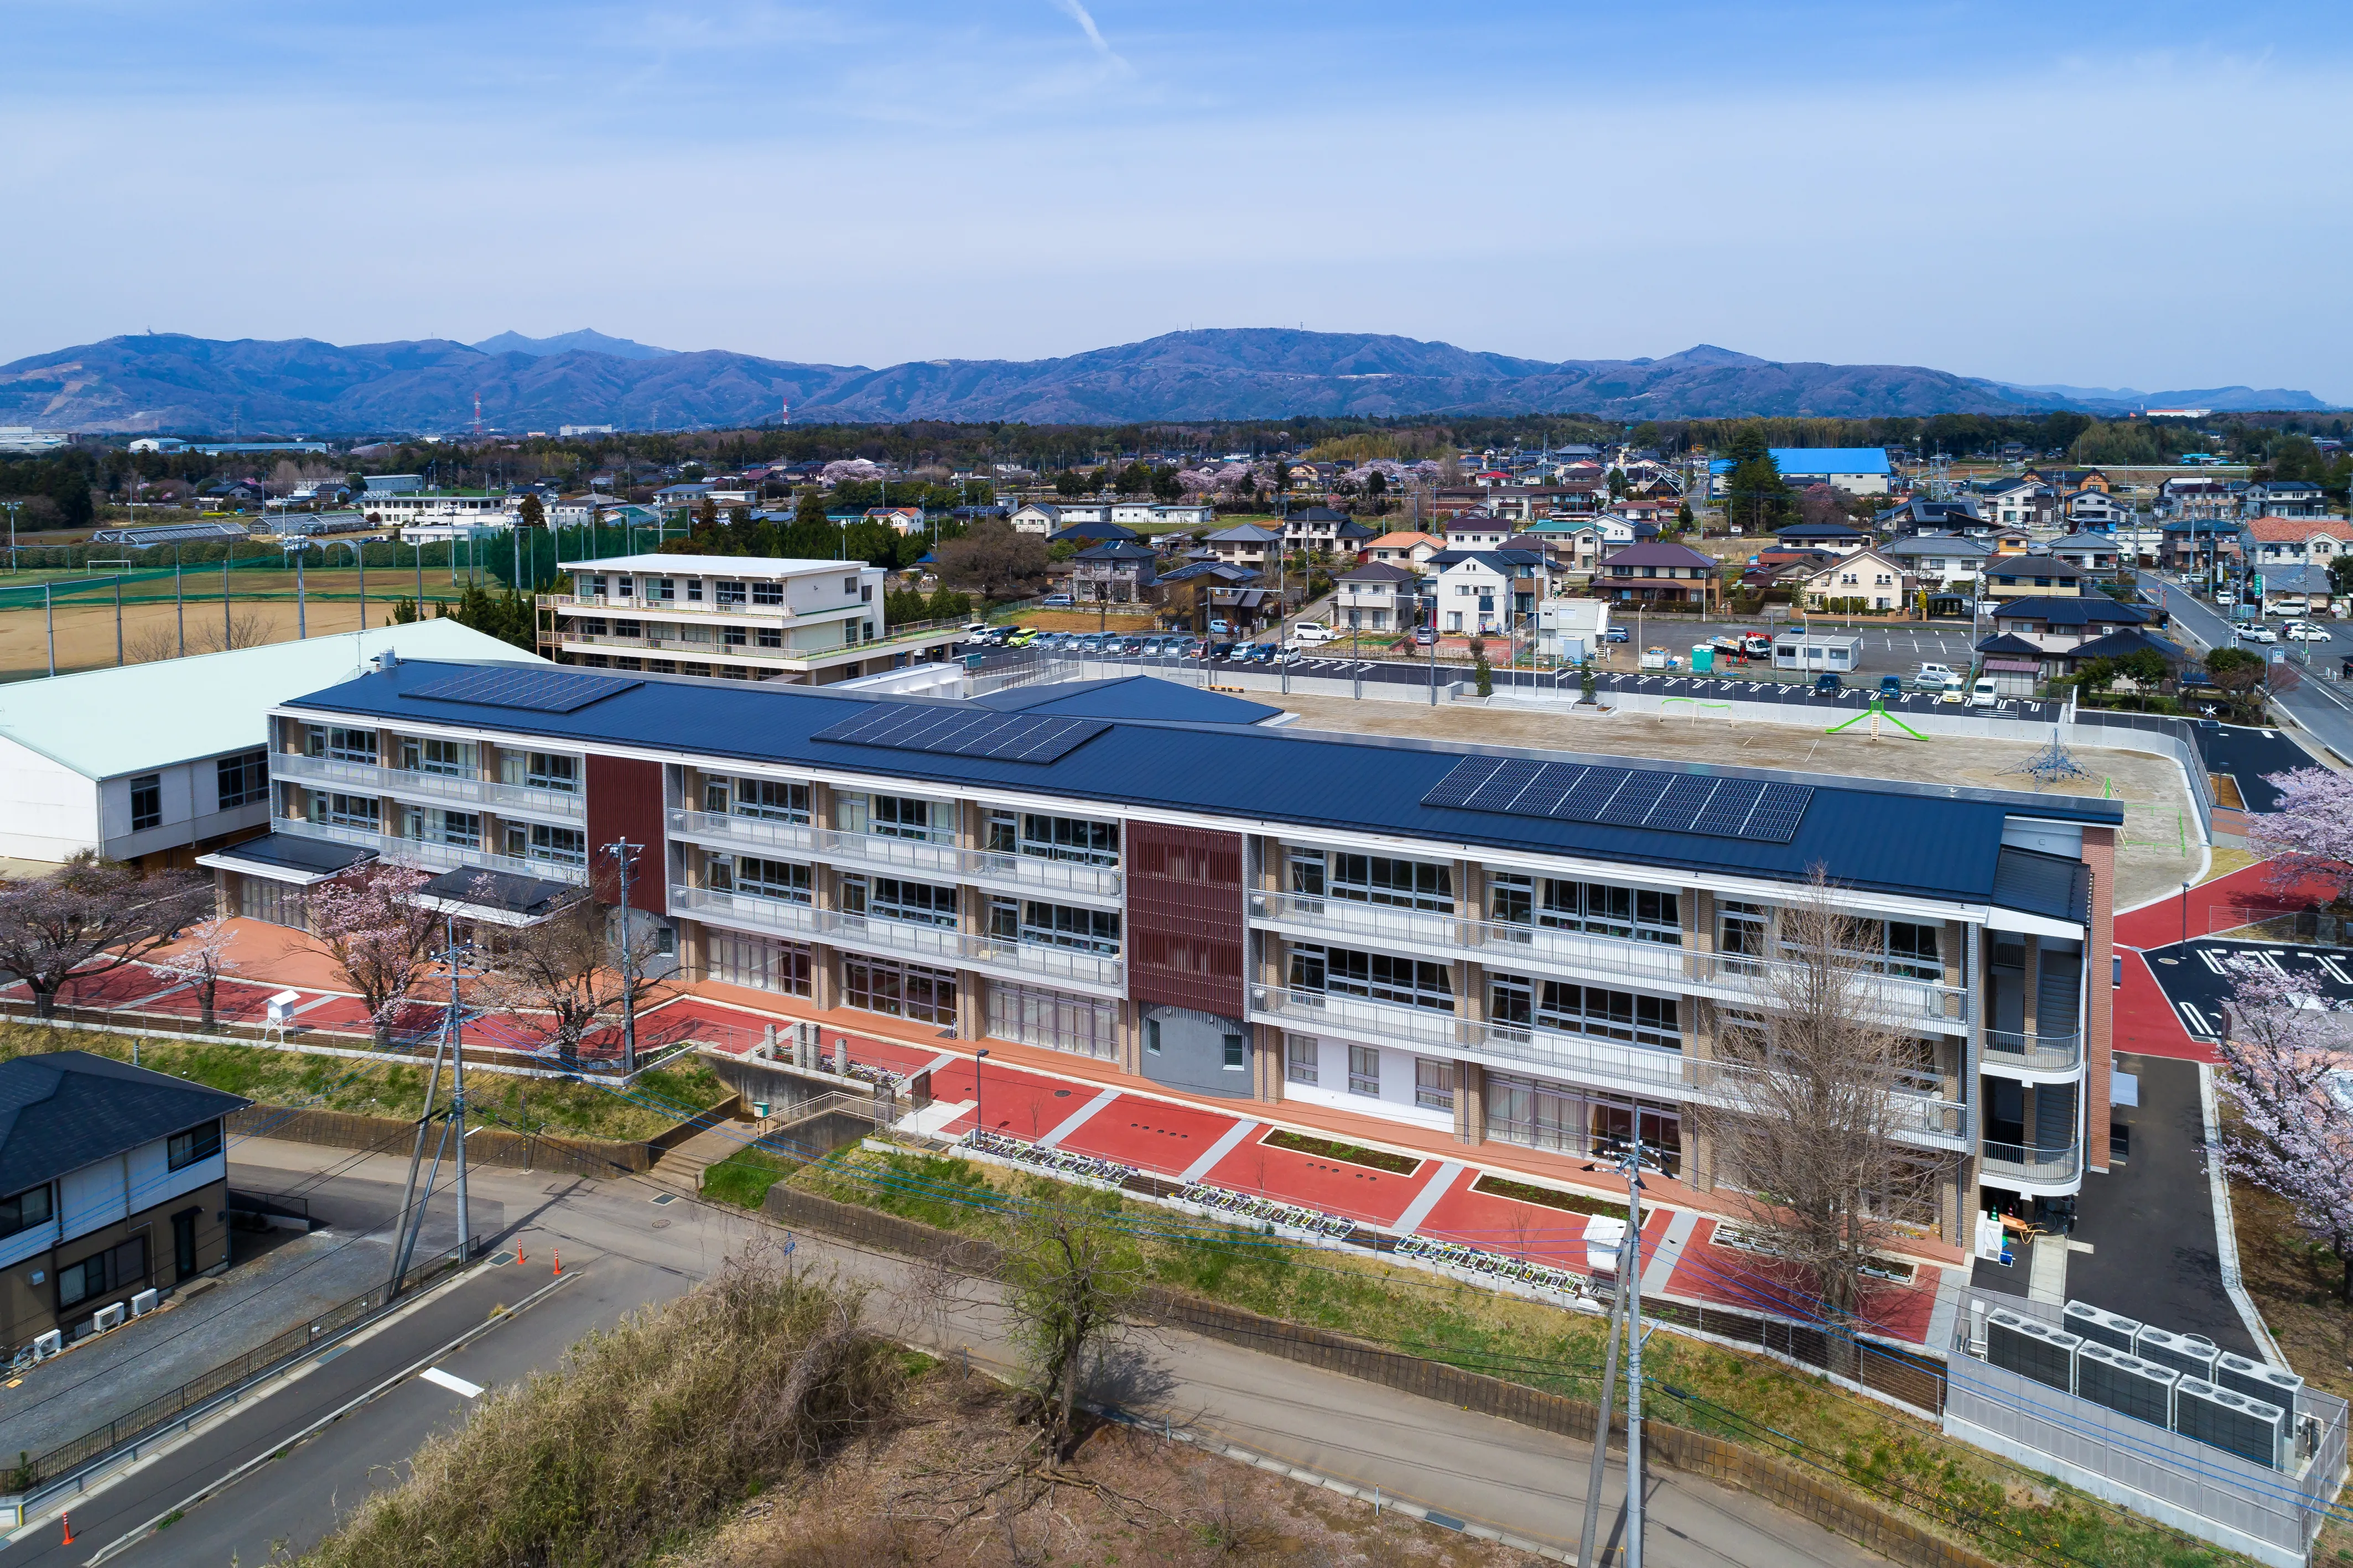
2113, 858, 2332, 950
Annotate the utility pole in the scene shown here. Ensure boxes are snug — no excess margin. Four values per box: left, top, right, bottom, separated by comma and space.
606, 837, 643, 1074
444, 915, 474, 1263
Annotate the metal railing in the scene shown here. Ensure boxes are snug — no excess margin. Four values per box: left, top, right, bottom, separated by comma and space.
555, 631, 841, 661
1980, 1139, 2082, 1184
671, 884, 1124, 988
276, 752, 585, 819
1980, 1028, 2084, 1072
278, 817, 590, 885
1248, 891, 1968, 1029
1249, 982, 1969, 1147
668, 809, 1123, 897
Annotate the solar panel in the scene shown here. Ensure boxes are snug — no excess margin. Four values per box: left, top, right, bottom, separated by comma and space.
809, 704, 1109, 765
1415, 756, 1814, 843
1641, 773, 1722, 832
402, 667, 643, 713
1689, 778, 1767, 837
1742, 783, 1815, 842
1463, 757, 1546, 812
1594, 771, 1672, 827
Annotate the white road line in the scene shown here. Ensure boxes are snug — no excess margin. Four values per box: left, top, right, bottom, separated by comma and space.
1640, 1210, 1702, 1295
1393, 1161, 1466, 1235
1037, 1086, 1120, 1148
419, 1366, 483, 1399
2198, 948, 2228, 976
1178, 1118, 1261, 1183
2179, 1002, 2215, 1037
2320, 956, 2352, 987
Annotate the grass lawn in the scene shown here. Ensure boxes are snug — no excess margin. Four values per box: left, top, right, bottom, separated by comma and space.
2231, 1181, 2353, 1563
797, 1143, 2240, 1568
702, 1145, 794, 1208
0, 1023, 726, 1142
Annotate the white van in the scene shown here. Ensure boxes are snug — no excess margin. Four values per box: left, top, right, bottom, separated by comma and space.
1292, 622, 1338, 645
1969, 678, 2000, 709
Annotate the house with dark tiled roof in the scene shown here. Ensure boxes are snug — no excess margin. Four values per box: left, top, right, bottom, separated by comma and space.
1335, 561, 1424, 634
1597, 540, 1720, 610
1981, 553, 2092, 599
1067, 541, 1162, 605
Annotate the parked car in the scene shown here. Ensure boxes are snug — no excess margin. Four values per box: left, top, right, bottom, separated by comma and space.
2285, 621, 2331, 642
1970, 678, 2001, 708
1603, 626, 1630, 643
2237, 625, 2279, 645
1005, 628, 1039, 647
1812, 672, 1842, 694
1913, 662, 1955, 691
1412, 626, 1438, 646
1293, 622, 1337, 645
1938, 674, 1967, 703
1877, 675, 1905, 699
1208, 640, 1237, 660
1208, 618, 1234, 635
1041, 593, 1073, 608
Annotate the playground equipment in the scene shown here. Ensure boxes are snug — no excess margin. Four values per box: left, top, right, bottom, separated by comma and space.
1824, 695, 1928, 741
2014, 727, 2090, 789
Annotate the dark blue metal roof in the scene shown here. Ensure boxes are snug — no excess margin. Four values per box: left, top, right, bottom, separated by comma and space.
282, 663, 2123, 903
0, 1052, 248, 1193
972, 677, 1281, 726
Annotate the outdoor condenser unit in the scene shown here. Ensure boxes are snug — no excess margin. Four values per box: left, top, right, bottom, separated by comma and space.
2175, 1378, 2288, 1471
1985, 1307, 2080, 1393
2213, 1350, 2304, 1415
2133, 1325, 2220, 1383
2061, 1299, 2142, 1354
2072, 1341, 2178, 1429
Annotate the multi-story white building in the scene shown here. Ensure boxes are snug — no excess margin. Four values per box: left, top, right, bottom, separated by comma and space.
361, 491, 508, 530
219, 661, 2121, 1245
537, 554, 964, 686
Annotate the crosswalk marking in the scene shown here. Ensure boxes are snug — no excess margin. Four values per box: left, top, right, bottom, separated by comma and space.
420, 1366, 483, 1399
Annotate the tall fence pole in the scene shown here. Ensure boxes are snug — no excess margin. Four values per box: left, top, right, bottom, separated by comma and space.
175, 560, 185, 657
295, 550, 307, 638
44, 584, 54, 677
113, 576, 123, 666
358, 546, 366, 630
223, 551, 232, 649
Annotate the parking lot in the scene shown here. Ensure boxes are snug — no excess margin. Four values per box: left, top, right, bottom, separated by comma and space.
2141, 937, 2353, 1040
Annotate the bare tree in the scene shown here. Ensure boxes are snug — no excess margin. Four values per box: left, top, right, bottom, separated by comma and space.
0, 853, 212, 1019
126, 622, 184, 664
305, 863, 439, 1047
934, 518, 1050, 601
472, 891, 663, 1070
1696, 872, 1941, 1361
999, 1201, 1146, 1462
156, 910, 242, 1030
198, 609, 275, 653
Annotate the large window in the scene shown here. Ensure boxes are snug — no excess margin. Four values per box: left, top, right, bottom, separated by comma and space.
1331, 853, 1453, 913
130, 774, 162, 832
1289, 944, 1453, 1012
59, 1234, 147, 1311
1488, 873, 1677, 945
1284, 1034, 1318, 1085
237, 877, 307, 930
1486, 1071, 1681, 1174
500, 751, 579, 793
1017, 813, 1119, 866
843, 956, 957, 1025
507, 823, 586, 868
310, 791, 380, 831
216, 749, 269, 809
1883, 921, 1942, 980
307, 725, 378, 764
1489, 974, 1680, 1051
1415, 1058, 1456, 1112
168, 1120, 222, 1171
709, 855, 811, 903
399, 737, 476, 778
840, 793, 944, 842
990, 983, 1119, 1060
1017, 900, 1120, 955
846, 876, 957, 928
731, 778, 810, 823
1348, 1044, 1380, 1096
1718, 900, 1768, 971
704, 931, 811, 997
0, 1182, 52, 1240
403, 807, 480, 848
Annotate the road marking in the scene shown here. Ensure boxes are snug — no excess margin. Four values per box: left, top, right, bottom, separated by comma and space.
1178, 1118, 1261, 1183
1392, 1161, 1466, 1234
420, 1366, 482, 1399
1037, 1087, 1120, 1149
1640, 1209, 1702, 1294
2180, 1002, 2215, 1037
2320, 955, 2352, 986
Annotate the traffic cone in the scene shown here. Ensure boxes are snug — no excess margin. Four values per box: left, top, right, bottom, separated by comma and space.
552, 1250, 560, 1276
59, 1512, 73, 1545
515, 1249, 527, 1266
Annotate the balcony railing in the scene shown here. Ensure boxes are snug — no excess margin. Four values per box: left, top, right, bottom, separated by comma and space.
668, 809, 1123, 898
671, 884, 1123, 989
1248, 891, 1967, 1029
278, 817, 590, 885
1981, 1029, 2084, 1073
276, 752, 585, 819
1249, 983, 1969, 1149
556, 631, 840, 661
1980, 1139, 2082, 1185
553, 591, 849, 619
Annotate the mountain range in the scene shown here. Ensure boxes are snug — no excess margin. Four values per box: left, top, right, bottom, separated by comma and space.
0, 328, 2329, 435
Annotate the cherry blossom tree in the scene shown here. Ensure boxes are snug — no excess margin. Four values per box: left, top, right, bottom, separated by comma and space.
305, 863, 438, 1047
157, 910, 242, 1032
2216, 957, 2353, 1299
0, 853, 212, 1019
2248, 766, 2353, 902
473, 890, 658, 1071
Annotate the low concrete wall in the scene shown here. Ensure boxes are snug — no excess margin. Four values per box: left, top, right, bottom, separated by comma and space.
227, 1095, 740, 1179
764, 1182, 2004, 1568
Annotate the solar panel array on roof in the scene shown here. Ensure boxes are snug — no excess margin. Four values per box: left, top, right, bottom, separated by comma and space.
811, 704, 1110, 765
402, 668, 644, 713
1418, 756, 1814, 843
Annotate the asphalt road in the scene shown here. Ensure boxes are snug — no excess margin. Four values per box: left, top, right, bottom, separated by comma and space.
8, 1139, 1890, 1567
2138, 570, 2353, 765
2141, 937, 2353, 1040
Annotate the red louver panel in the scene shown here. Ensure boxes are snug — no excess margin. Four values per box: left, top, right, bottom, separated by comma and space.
1125, 822, 1245, 1018
585, 754, 667, 916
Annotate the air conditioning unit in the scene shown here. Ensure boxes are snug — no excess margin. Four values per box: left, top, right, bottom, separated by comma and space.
31, 1330, 60, 1360
2062, 1299, 2141, 1353
2175, 1378, 2288, 1470
1986, 1307, 2080, 1392
129, 1288, 158, 1317
2133, 1325, 2219, 1383
91, 1303, 124, 1333
2074, 1341, 2178, 1428
2213, 1350, 2303, 1414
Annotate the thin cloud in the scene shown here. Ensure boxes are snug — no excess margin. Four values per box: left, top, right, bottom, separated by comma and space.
1050, 0, 1128, 70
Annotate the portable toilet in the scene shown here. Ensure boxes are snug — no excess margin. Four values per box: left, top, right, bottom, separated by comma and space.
1690, 644, 1715, 674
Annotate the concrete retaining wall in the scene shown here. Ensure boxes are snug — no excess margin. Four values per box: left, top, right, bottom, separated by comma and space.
227, 1095, 740, 1179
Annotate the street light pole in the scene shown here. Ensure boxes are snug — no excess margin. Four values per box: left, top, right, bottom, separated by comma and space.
974, 1047, 990, 1145
605, 837, 644, 1074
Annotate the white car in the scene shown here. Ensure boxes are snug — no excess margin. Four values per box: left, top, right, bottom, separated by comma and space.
1291, 622, 1338, 645
1912, 661, 1955, 691
1969, 678, 2000, 709
2237, 626, 2279, 645
2284, 621, 2332, 642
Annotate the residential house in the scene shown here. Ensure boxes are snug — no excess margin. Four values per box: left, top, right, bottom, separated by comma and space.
2048, 627, 2188, 680
1972, 475, 2052, 529
1771, 520, 1871, 556
1067, 541, 1162, 606
2159, 519, 2241, 575
1050, 520, 1143, 548
2244, 480, 2329, 519
1010, 503, 1064, 535
1971, 634, 2045, 698
2045, 533, 2121, 575
1798, 548, 1913, 613
1878, 533, 1991, 592
1334, 562, 1424, 635
1429, 549, 1548, 634
1876, 497, 1983, 534
2241, 515, 2353, 571
2062, 489, 2132, 529
1204, 523, 1281, 571
1364, 532, 1445, 570
0, 1053, 247, 1358
1596, 541, 1721, 610
1152, 502, 1217, 528
1281, 506, 1375, 556
2029, 467, 2110, 494
1767, 448, 1893, 495
1986, 596, 2151, 655
2157, 477, 2240, 522
1980, 554, 2092, 599
1444, 517, 1515, 550
2258, 563, 2336, 617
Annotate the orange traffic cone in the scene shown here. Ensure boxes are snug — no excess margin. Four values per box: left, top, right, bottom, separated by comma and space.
553, 1249, 561, 1276
60, 1512, 73, 1545
515, 1249, 527, 1265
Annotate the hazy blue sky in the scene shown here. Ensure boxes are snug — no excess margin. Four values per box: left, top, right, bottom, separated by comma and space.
6, 1, 2350, 397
